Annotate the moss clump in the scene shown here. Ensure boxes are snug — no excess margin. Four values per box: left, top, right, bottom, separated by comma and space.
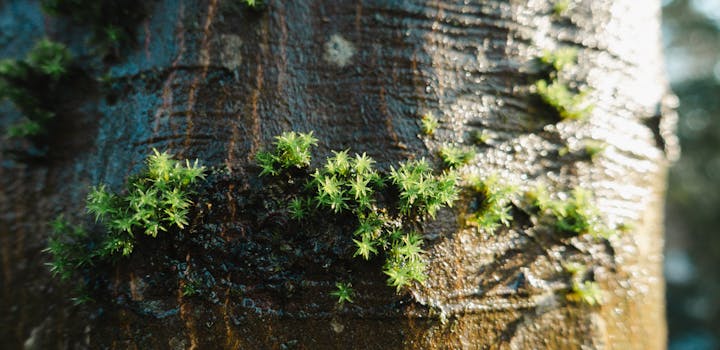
465, 175, 516, 234
439, 145, 476, 169
181, 279, 200, 297
421, 112, 438, 135
41, 0, 154, 56
86, 149, 206, 255
534, 80, 593, 120
531, 47, 593, 121
0, 39, 73, 139
242, 0, 264, 9
553, 0, 571, 16
389, 159, 459, 219
45, 150, 206, 279
539, 48, 578, 72
44, 215, 91, 282
471, 130, 491, 145
525, 186, 615, 239
256, 131, 318, 176
581, 140, 606, 161
564, 263, 602, 305
330, 282, 354, 305
256, 131, 460, 294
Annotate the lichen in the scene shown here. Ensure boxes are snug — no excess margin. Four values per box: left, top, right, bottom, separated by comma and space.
323, 34, 356, 68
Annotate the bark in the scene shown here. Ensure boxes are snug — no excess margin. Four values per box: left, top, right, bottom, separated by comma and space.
0, 0, 673, 349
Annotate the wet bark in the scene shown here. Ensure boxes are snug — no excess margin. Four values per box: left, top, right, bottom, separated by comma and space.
0, 0, 673, 349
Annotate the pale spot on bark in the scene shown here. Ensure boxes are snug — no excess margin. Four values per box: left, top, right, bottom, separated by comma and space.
323, 34, 355, 67
220, 34, 243, 70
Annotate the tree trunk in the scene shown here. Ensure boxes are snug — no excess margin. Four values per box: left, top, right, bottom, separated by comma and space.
0, 0, 673, 348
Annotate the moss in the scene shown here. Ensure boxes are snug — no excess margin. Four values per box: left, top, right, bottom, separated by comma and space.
471, 130, 491, 145
421, 112, 439, 135
563, 263, 603, 306
45, 150, 207, 287
86, 149, 206, 253
553, 0, 571, 16
181, 279, 200, 297
581, 140, 606, 161
256, 131, 318, 176
242, 0, 264, 9
256, 132, 460, 294
41, 0, 155, 57
438, 145, 476, 169
525, 186, 616, 239
531, 47, 593, 122
330, 282, 354, 305
534, 80, 593, 120
0, 39, 73, 140
43, 215, 92, 282
465, 175, 516, 234
539, 48, 578, 72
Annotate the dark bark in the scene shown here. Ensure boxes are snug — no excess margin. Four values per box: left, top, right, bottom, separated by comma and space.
0, 0, 672, 348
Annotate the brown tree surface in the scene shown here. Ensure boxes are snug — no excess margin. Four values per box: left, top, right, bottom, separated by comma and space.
0, 0, 675, 348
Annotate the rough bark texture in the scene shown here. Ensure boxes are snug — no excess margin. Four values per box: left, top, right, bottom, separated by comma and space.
0, 0, 672, 349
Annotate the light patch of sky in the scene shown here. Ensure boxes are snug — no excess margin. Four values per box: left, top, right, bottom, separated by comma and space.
690, 0, 720, 27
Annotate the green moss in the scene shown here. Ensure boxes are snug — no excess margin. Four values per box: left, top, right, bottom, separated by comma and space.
534, 79, 593, 120
330, 282, 354, 305
553, 0, 571, 16
41, 0, 154, 57
421, 112, 439, 135
524, 184, 553, 212
471, 130, 491, 145
539, 47, 578, 72
531, 46, 593, 122
383, 231, 427, 292
287, 197, 310, 220
526, 186, 615, 239
181, 279, 200, 297
0, 39, 73, 139
465, 175, 516, 234
389, 160, 459, 219
256, 131, 318, 176
45, 149, 206, 285
563, 263, 603, 305
568, 280, 602, 305
581, 140, 606, 161
242, 0, 263, 9
43, 215, 92, 282
87, 149, 206, 256
438, 145, 476, 169
257, 132, 460, 293
551, 188, 600, 235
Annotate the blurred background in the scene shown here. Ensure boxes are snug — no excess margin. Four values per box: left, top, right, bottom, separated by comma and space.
663, 0, 720, 348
